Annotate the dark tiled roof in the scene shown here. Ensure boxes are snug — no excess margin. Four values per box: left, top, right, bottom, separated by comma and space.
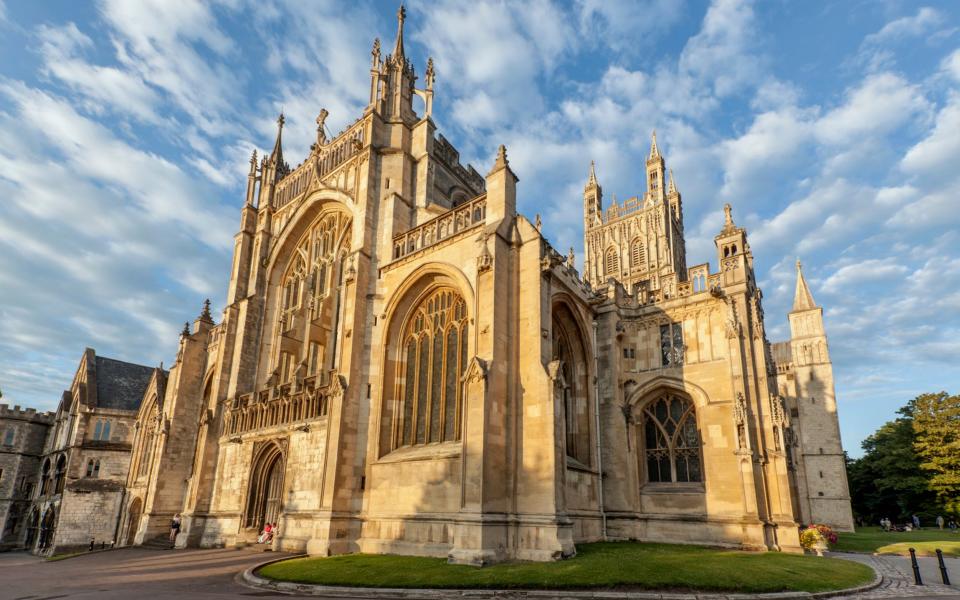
94, 356, 154, 411
770, 341, 792, 366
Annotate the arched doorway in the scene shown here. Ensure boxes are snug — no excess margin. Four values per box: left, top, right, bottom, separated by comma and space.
24, 508, 39, 549
244, 441, 285, 533
126, 497, 143, 546
38, 507, 56, 551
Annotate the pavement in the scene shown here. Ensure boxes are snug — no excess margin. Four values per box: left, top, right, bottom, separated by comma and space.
0, 547, 296, 599
0, 546, 956, 600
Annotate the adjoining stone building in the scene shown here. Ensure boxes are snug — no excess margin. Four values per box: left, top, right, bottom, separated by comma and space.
26, 348, 153, 554
109, 8, 853, 563
0, 404, 54, 550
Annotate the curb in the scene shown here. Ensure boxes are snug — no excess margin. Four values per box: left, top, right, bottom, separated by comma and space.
238, 555, 884, 600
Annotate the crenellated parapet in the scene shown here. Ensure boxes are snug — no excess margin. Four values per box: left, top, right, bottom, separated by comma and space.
0, 404, 55, 423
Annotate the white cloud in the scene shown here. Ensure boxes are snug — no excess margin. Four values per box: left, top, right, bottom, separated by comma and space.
863, 7, 945, 46
815, 73, 931, 145
820, 259, 909, 293
900, 93, 960, 175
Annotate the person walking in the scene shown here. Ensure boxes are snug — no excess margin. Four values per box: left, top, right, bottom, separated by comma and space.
169, 513, 182, 547
936, 515, 945, 530
912, 514, 921, 530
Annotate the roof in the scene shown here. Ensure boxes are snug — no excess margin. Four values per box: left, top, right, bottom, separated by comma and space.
94, 356, 154, 411
770, 341, 792, 366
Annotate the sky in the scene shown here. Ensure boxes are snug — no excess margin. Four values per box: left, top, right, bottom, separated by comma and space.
0, 0, 958, 457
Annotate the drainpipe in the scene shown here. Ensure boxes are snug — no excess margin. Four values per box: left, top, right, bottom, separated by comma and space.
592, 319, 607, 540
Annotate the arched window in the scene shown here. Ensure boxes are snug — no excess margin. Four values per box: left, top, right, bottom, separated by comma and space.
630, 239, 646, 269
93, 420, 102, 440
101, 420, 111, 441
396, 288, 468, 447
553, 304, 591, 465
641, 394, 702, 483
40, 459, 51, 495
273, 211, 351, 381
85, 459, 100, 478
605, 247, 619, 277
54, 455, 66, 494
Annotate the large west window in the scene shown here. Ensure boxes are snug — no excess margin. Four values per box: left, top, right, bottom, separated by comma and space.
642, 394, 702, 483
396, 288, 468, 447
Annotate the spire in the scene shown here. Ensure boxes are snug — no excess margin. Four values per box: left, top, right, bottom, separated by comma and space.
269, 112, 285, 165
649, 130, 660, 160
667, 169, 677, 195
248, 149, 258, 176
586, 160, 598, 188
793, 259, 817, 311
393, 4, 406, 59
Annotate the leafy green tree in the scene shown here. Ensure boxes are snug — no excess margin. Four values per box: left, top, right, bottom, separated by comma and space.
909, 392, 960, 516
847, 414, 938, 523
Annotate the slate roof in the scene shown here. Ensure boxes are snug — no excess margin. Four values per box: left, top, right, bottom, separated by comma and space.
94, 356, 154, 411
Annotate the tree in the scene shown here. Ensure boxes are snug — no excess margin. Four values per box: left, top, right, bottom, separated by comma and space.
847, 415, 938, 523
909, 392, 960, 515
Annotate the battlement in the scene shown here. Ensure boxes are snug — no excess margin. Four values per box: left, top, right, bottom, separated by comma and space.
0, 403, 55, 423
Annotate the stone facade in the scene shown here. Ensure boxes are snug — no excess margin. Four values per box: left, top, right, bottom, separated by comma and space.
0, 404, 53, 549
10, 8, 854, 561
23, 348, 153, 554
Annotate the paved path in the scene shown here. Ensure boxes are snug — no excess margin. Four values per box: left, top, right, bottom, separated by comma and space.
0, 547, 956, 599
832, 552, 959, 598
0, 547, 299, 599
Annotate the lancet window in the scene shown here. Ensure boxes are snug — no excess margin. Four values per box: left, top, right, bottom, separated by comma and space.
396, 288, 468, 448
641, 394, 702, 484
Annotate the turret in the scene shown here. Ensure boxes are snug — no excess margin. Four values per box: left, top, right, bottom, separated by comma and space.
583, 161, 602, 229
788, 260, 828, 364
714, 203, 753, 286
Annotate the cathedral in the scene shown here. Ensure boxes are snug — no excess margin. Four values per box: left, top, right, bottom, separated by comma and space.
5, 9, 854, 562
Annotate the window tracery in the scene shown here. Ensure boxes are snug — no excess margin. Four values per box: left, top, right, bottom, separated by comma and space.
395, 288, 468, 448
641, 394, 702, 484
274, 212, 352, 383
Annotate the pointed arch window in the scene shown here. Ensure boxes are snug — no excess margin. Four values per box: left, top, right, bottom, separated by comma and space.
605, 247, 620, 277
630, 239, 646, 268
641, 394, 702, 484
396, 288, 468, 448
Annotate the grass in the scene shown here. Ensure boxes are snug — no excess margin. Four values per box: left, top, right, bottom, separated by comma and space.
258, 541, 875, 593
833, 527, 960, 557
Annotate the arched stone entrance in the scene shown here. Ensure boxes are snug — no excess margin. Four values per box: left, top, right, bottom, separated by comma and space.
24, 508, 39, 549
126, 497, 143, 546
243, 441, 286, 535
38, 507, 56, 552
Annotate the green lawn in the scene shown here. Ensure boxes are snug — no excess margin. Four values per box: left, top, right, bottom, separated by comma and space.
258, 542, 875, 593
833, 527, 960, 557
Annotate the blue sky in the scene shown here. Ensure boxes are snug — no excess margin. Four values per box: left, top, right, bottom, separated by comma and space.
0, 0, 958, 457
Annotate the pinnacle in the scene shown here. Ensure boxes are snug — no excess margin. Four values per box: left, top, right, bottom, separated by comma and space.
587, 160, 598, 187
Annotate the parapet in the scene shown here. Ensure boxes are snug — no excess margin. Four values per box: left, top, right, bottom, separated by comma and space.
0, 403, 56, 423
